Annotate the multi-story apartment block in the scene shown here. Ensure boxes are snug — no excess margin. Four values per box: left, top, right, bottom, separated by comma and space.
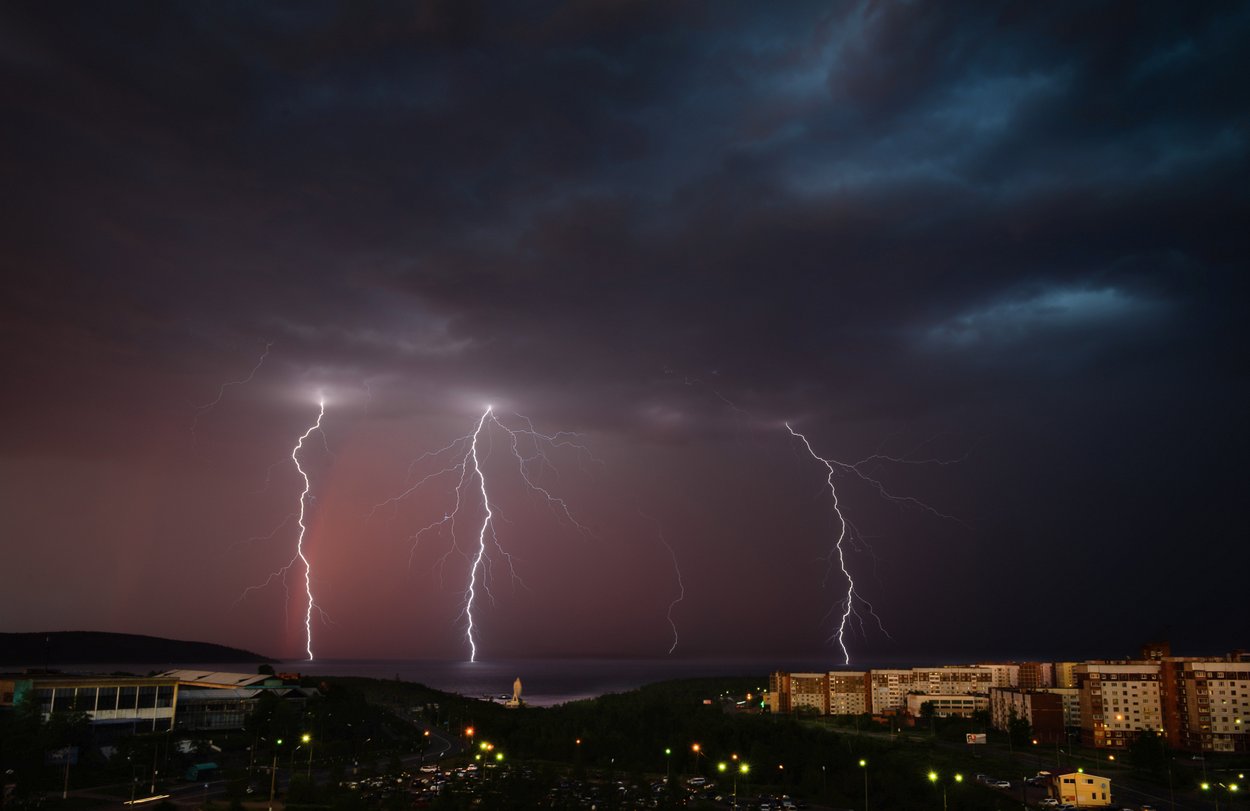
913, 666, 996, 696
828, 671, 868, 715
1077, 662, 1164, 749
770, 670, 868, 716
1019, 662, 1055, 689
769, 650, 1243, 752
868, 669, 914, 714
768, 672, 828, 714
989, 688, 1065, 742
865, 667, 995, 713
1044, 687, 1081, 728
1055, 662, 1079, 689
975, 664, 1020, 688
1161, 659, 1250, 753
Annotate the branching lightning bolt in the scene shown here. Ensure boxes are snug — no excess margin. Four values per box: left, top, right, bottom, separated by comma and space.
463, 408, 493, 663
238, 399, 328, 661
191, 342, 272, 444
373, 405, 595, 662
786, 423, 859, 665
786, 422, 961, 665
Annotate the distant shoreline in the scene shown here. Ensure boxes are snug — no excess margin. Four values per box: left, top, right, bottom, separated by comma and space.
0, 631, 270, 666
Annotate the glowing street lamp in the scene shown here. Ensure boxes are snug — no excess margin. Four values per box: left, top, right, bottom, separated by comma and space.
928, 770, 962, 811
859, 759, 868, 811
733, 763, 748, 810
302, 734, 313, 778
268, 739, 283, 811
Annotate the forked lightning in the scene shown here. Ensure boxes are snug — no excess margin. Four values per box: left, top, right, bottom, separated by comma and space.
786, 422, 959, 664
373, 406, 594, 662
238, 400, 328, 660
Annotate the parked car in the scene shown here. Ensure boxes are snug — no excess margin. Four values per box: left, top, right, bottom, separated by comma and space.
989, 779, 1011, 789
1037, 799, 1059, 807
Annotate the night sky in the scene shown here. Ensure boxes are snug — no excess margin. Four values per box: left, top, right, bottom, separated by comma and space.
2, 2, 1247, 665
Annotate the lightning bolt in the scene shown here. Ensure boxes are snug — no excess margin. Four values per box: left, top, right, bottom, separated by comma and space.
292, 400, 326, 660
786, 422, 961, 665
237, 399, 328, 660
191, 342, 272, 444
372, 405, 594, 662
639, 511, 684, 655
463, 406, 493, 663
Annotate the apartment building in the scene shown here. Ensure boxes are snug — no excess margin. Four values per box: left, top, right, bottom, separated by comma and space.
1161, 659, 1250, 753
975, 663, 1020, 688
828, 671, 868, 715
1077, 662, 1164, 749
1019, 662, 1055, 689
768, 671, 829, 714
1055, 662, 1079, 689
868, 669, 913, 714
768, 670, 868, 715
989, 688, 1064, 742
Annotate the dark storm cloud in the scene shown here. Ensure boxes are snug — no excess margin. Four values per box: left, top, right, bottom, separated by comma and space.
2, 2, 1246, 659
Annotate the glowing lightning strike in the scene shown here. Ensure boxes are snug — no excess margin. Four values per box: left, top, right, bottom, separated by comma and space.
658, 527, 684, 655
463, 407, 493, 663
372, 405, 595, 662
639, 511, 684, 654
292, 399, 326, 661
237, 400, 328, 661
785, 422, 961, 665
786, 423, 858, 665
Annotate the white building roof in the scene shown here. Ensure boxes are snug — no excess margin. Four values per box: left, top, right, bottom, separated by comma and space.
158, 670, 270, 688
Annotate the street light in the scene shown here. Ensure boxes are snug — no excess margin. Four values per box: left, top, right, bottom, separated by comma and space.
859, 759, 868, 811
928, 770, 962, 811
302, 734, 313, 778
734, 763, 748, 810
269, 738, 283, 811
1202, 781, 1219, 811
664, 748, 672, 782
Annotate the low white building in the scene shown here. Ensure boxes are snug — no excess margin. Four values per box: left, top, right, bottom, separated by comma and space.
906, 693, 988, 718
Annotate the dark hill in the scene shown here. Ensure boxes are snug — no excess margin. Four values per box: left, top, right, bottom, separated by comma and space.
0, 631, 269, 666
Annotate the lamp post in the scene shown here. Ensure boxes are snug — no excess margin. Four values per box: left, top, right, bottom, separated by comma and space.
1203, 781, 1241, 811
735, 763, 748, 810
859, 759, 868, 811
303, 733, 313, 778
1201, 782, 1218, 811
151, 737, 160, 794
268, 738, 283, 811
664, 748, 672, 783
928, 770, 962, 811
